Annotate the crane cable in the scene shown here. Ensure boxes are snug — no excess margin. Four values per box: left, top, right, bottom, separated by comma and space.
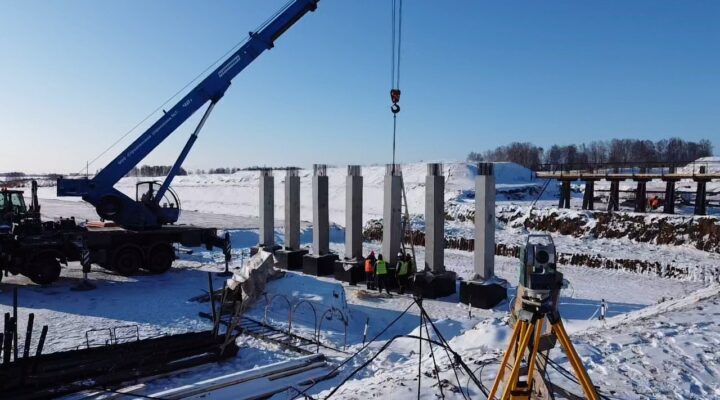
390, 0, 403, 172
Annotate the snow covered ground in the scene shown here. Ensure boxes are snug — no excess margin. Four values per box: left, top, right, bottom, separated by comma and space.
2, 160, 717, 399
0, 223, 715, 399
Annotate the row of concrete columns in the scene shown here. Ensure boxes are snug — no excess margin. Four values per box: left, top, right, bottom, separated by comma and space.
557, 177, 711, 215
255, 162, 505, 305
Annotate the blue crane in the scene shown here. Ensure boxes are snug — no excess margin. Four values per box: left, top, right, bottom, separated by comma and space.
57, 0, 319, 229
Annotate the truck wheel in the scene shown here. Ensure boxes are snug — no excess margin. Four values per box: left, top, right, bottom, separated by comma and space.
28, 255, 61, 285
144, 243, 175, 274
112, 245, 143, 276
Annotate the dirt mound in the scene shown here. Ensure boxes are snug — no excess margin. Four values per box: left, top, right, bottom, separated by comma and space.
498, 208, 720, 254
363, 217, 720, 282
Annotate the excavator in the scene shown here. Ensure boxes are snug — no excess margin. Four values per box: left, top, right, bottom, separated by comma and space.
0, 0, 320, 284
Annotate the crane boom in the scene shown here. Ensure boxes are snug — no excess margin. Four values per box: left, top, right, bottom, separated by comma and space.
58, 0, 319, 229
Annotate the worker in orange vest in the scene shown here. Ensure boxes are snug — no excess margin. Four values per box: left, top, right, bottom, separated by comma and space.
364, 251, 376, 290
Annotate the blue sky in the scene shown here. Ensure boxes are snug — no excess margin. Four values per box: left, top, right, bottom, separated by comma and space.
1, 0, 718, 173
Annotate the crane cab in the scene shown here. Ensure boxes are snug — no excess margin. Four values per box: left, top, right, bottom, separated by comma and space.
0, 188, 28, 226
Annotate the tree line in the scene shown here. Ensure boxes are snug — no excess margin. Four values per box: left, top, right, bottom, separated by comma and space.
467, 138, 713, 169
126, 165, 188, 177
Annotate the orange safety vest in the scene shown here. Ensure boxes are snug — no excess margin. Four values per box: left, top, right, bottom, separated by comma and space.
365, 259, 374, 273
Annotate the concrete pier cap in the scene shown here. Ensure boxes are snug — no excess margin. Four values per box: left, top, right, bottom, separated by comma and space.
459, 162, 508, 309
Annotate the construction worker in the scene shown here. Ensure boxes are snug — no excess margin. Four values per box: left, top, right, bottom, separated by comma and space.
649, 195, 662, 210
364, 251, 376, 290
375, 254, 390, 295
396, 253, 411, 294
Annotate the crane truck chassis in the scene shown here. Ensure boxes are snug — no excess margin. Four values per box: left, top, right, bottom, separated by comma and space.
0, 183, 228, 285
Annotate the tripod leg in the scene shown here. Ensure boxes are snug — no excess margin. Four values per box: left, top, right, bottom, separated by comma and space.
489, 320, 524, 400
525, 318, 544, 391
502, 320, 535, 400
552, 320, 599, 400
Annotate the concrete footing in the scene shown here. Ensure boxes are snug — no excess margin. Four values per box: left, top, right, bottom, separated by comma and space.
414, 270, 457, 299
303, 253, 339, 276
459, 280, 507, 309
334, 258, 365, 285
275, 248, 309, 270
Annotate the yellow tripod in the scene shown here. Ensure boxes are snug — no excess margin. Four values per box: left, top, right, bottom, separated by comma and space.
488, 302, 599, 400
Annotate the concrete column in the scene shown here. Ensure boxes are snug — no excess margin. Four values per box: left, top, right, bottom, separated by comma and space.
382, 164, 402, 267
635, 181, 647, 212
459, 162, 505, 308
425, 163, 445, 273
259, 169, 274, 246
608, 180, 620, 211
559, 180, 571, 208
695, 181, 708, 215
582, 180, 595, 210
663, 180, 676, 214
695, 166, 708, 216
345, 165, 363, 259
474, 162, 495, 280
284, 169, 300, 250
312, 164, 329, 255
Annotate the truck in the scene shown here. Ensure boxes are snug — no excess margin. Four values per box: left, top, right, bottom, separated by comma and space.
0, 0, 320, 284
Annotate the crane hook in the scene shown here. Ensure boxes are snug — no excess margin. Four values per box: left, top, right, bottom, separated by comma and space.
390, 88, 401, 114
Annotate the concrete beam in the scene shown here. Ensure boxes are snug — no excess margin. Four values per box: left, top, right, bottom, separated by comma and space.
474, 162, 495, 280
259, 169, 274, 246
284, 169, 300, 250
382, 164, 402, 267
345, 165, 363, 260
425, 163, 445, 273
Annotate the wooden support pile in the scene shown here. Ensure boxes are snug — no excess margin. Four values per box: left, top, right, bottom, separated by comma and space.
1, 288, 49, 367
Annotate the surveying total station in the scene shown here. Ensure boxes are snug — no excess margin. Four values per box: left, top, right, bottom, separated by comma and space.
489, 234, 600, 400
